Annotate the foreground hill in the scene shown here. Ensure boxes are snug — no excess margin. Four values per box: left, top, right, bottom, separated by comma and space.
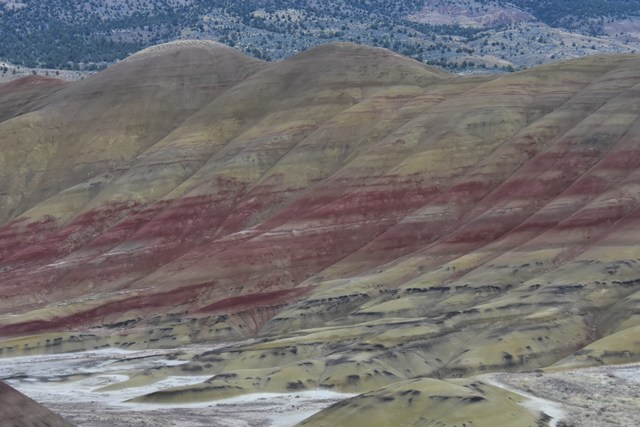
0, 381, 73, 427
2, 41, 640, 425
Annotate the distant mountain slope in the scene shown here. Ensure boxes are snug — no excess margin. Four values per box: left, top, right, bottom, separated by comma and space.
1, 41, 640, 425
1, 0, 640, 73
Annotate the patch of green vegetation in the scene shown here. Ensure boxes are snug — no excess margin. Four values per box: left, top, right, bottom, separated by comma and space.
1, 1, 639, 72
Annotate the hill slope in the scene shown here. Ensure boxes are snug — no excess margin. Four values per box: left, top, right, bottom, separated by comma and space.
1, 41, 640, 425
0, 381, 73, 427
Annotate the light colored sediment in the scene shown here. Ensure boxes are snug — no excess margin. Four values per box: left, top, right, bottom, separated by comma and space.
299, 363, 640, 426
3, 347, 639, 426
482, 376, 566, 427
487, 363, 640, 427
0, 348, 351, 427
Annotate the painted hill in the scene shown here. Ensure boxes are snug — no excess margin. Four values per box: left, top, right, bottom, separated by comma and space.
1, 41, 640, 425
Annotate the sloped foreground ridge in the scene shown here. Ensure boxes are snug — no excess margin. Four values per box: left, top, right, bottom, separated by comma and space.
0, 381, 73, 427
1, 41, 640, 424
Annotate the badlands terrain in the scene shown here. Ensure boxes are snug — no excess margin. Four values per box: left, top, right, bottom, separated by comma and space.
1, 40, 640, 425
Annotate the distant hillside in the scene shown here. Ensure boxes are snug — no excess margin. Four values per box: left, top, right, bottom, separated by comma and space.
507, 0, 640, 33
1, 0, 640, 73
